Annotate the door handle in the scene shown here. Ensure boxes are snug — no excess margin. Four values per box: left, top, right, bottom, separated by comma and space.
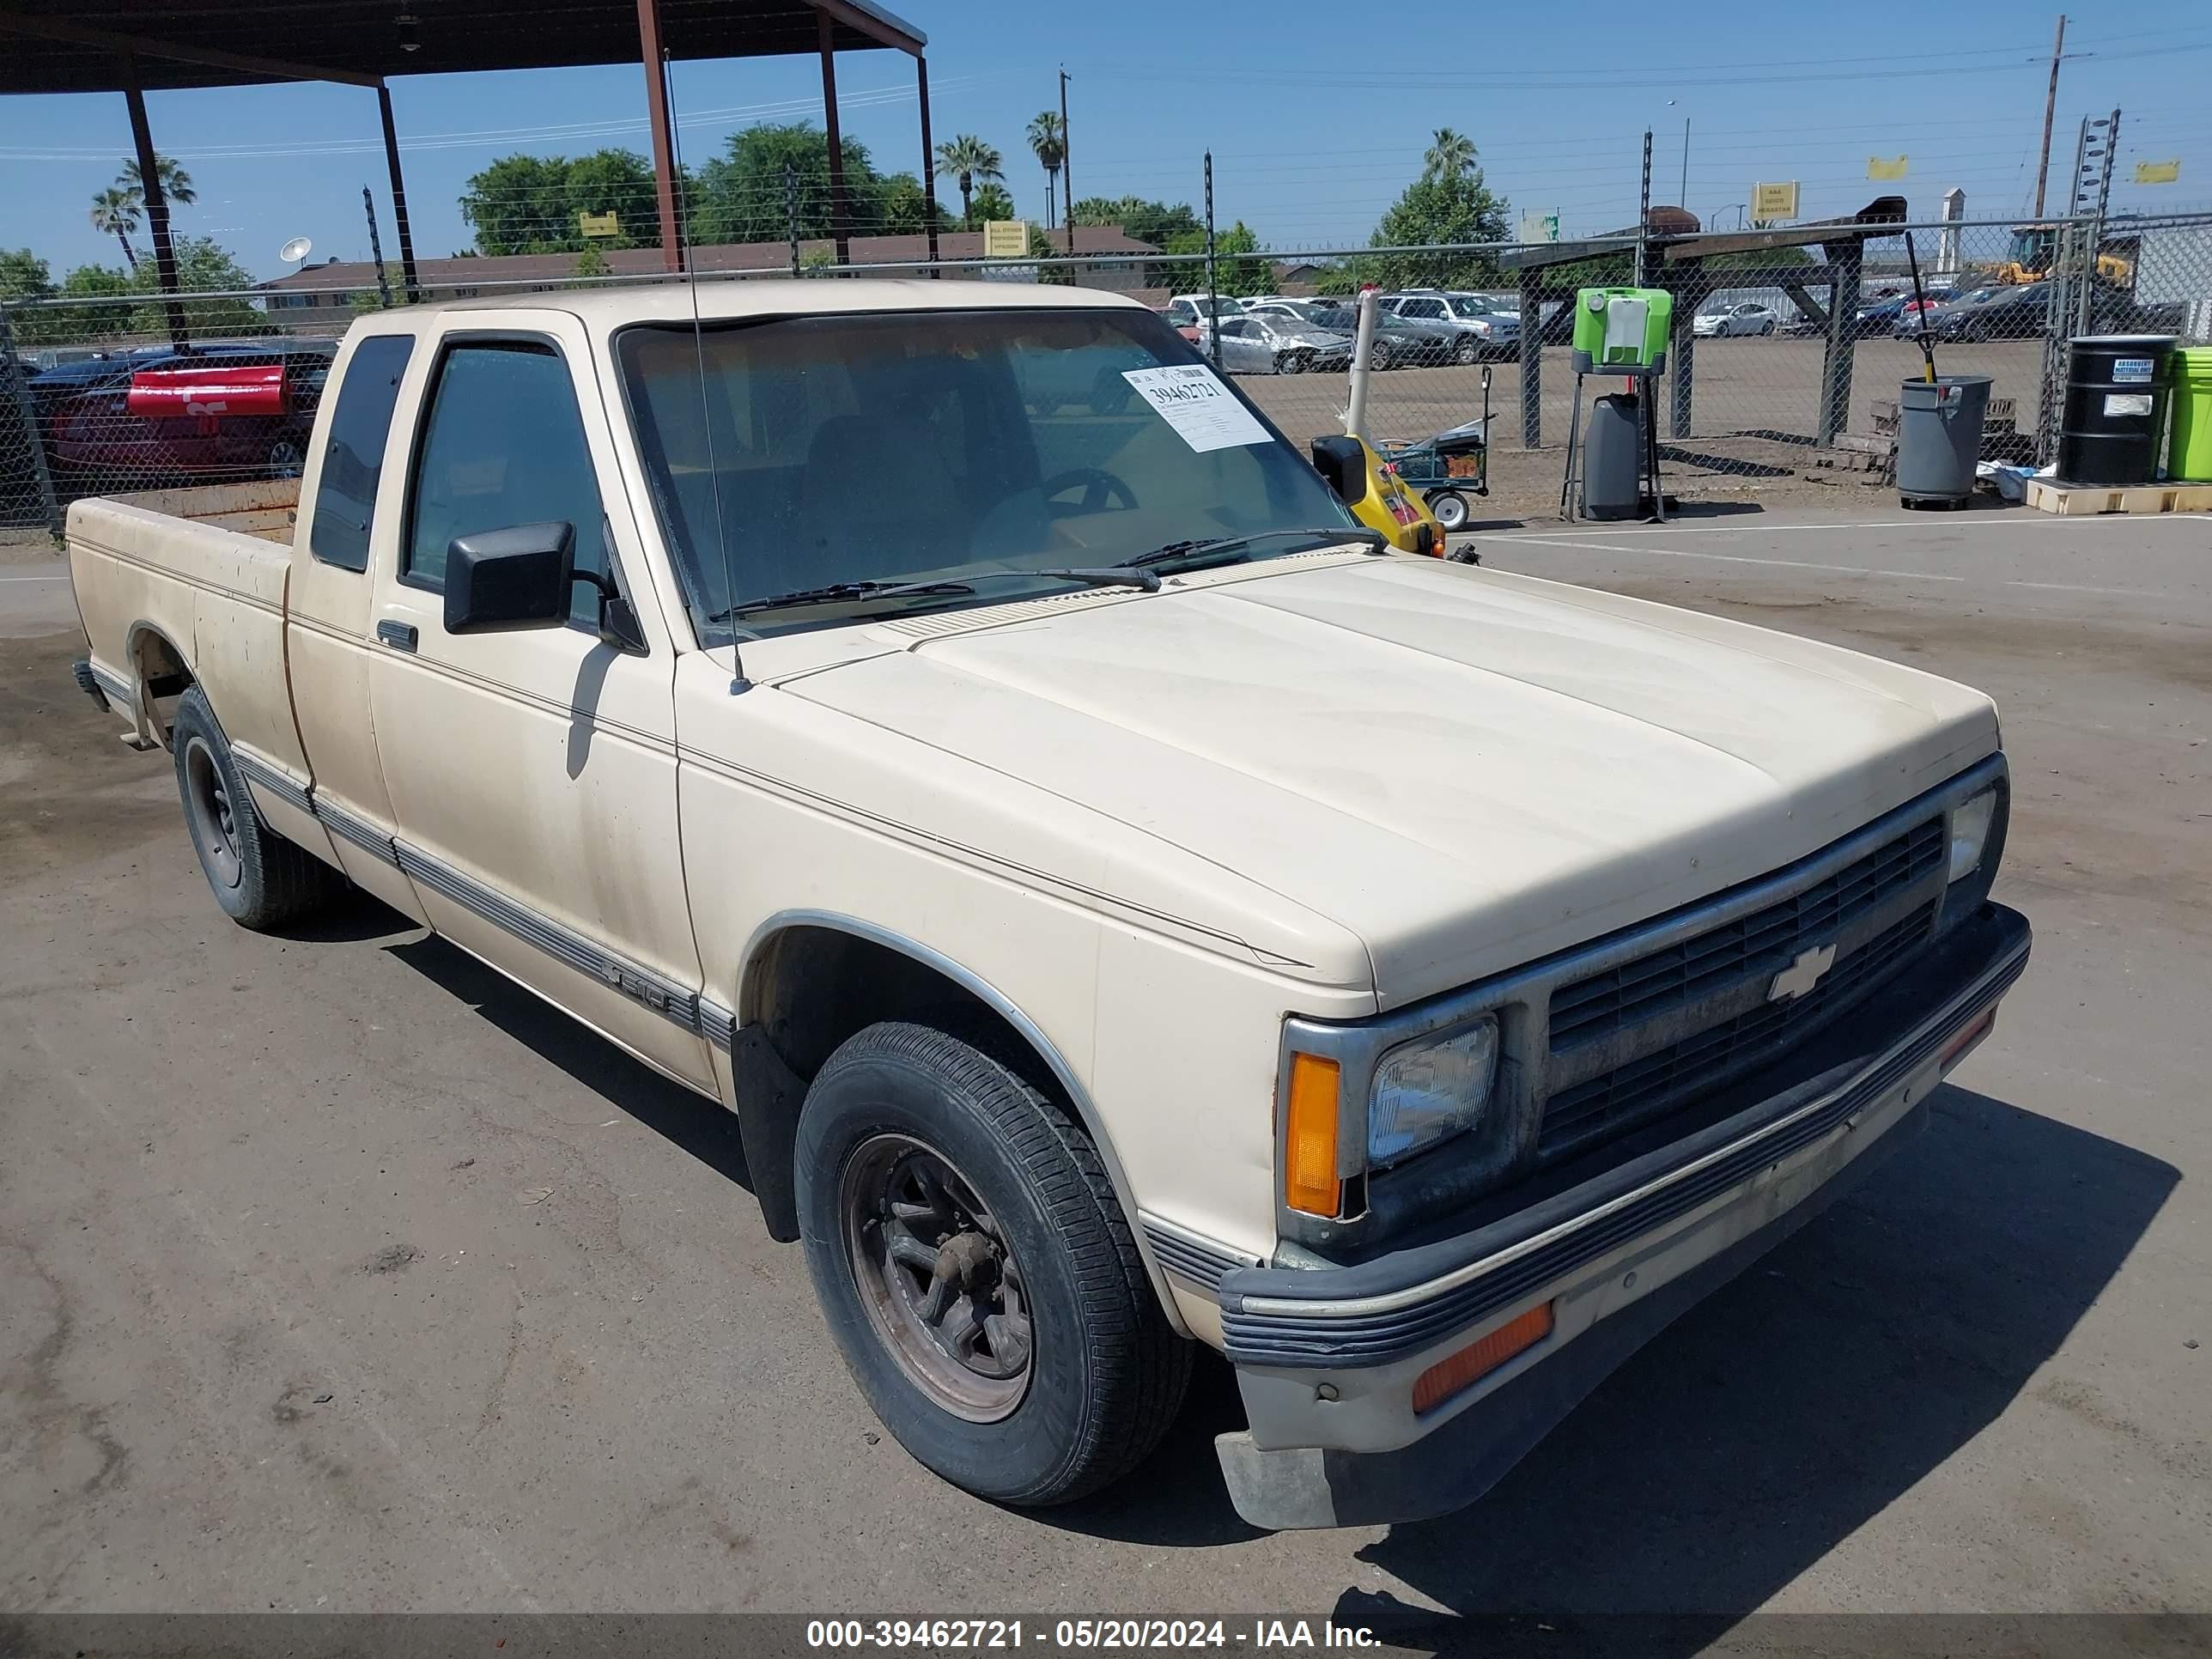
377, 620, 418, 653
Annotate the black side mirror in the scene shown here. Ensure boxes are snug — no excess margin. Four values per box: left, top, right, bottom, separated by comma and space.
444, 521, 576, 635
1310, 435, 1370, 506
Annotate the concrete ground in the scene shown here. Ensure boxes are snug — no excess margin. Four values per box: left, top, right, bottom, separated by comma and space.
2, 504, 2207, 1627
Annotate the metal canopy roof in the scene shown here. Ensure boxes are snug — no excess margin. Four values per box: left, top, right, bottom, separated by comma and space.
0, 0, 926, 94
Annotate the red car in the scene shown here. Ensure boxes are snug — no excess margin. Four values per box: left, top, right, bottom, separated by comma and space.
48, 343, 333, 486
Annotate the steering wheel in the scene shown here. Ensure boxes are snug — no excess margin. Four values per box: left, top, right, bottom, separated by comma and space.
1039, 466, 1139, 517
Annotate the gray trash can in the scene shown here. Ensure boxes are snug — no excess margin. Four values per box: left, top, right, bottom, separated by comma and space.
1897, 374, 1992, 508
1582, 392, 1643, 520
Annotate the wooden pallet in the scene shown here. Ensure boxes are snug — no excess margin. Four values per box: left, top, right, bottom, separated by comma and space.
2026, 478, 2212, 516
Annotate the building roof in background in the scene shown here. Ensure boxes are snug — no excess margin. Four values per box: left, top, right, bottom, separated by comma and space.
0, 0, 924, 94
258, 227, 1159, 291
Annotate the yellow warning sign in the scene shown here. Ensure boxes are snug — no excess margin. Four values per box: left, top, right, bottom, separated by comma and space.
2135, 160, 2181, 185
578, 211, 622, 239
1866, 155, 1909, 181
981, 220, 1030, 258
1751, 181, 1800, 220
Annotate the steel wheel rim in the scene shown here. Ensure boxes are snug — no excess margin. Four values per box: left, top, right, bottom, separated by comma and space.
185, 736, 242, 890
1432, 492, 1468, 530
841, 1132, 1032, 1423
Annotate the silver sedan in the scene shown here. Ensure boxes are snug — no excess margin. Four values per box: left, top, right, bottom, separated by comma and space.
1201, 313, 1355, 375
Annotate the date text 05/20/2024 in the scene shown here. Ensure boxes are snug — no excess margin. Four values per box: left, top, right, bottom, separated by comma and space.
805, 1619, 1384, 1650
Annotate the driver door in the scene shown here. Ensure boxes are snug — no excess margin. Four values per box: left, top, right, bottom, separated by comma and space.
366, 311, 714, 1090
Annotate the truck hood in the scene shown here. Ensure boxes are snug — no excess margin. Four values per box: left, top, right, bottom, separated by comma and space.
787, 556, 1998, 1006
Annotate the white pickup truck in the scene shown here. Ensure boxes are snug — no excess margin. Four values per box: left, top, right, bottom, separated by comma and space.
65, 282, 2028, 1529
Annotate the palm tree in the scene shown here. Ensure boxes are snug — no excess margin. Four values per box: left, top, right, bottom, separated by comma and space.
933, 135, 1004, 229
1025, 112, 1066, 230
117, 154, 197, 210
1424, 128, 1476, 181
89, 185, 141, 270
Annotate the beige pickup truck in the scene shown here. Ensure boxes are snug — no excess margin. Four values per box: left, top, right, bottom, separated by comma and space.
66, 281, 2028, 1529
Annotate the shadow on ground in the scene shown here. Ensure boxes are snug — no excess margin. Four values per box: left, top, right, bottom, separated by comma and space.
1055, 1085, 2177, 1641
387, 931, 755, 1195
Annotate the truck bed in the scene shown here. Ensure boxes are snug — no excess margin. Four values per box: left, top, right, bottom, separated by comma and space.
67, 477, 308, 797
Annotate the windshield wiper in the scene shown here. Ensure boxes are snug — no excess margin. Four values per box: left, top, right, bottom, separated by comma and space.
1116, 526, 1388, 571
717, 565, 1158, 621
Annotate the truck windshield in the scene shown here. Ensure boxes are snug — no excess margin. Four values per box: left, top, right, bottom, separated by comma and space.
614, 307, 1352, 641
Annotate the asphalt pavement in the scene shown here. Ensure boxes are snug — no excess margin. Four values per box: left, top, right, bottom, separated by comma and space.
2, 504, 2206, 1626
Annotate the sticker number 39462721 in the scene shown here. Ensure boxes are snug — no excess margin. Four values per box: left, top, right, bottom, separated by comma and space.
1120, 364, 1273, 453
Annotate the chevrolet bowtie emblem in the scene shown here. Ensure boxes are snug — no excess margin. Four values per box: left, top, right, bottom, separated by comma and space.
1769, 942, 1837, 1002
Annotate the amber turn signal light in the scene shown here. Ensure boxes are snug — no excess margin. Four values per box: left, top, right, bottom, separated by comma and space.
1411, 1301, 1555, 1415
1283, 1052, 1342, 1217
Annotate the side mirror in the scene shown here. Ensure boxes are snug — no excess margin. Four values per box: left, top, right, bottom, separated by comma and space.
1310, 435, 1370, 506
444, 521, 576, 634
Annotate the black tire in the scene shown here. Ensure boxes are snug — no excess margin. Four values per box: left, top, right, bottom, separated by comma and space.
1368, 339, 1394, 372
796, 1021, 1192, 1507
1277, 350, 1305, 375
1453, 336, 1480, 366
171, 685, 343, 930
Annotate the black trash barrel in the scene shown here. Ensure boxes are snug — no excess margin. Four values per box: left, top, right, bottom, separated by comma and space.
1897, 374, 1991, 507
1583, 392, 1642, 520
2058, 335, 2176, 486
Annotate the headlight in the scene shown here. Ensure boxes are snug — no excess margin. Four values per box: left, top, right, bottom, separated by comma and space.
1949, 787, 1998, 881
1369, 1017, 1499, 1168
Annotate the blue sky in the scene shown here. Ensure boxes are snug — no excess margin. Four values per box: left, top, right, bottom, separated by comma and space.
3, 0, 2210, 280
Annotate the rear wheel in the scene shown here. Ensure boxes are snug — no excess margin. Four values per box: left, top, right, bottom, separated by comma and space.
797, 1021, 1191, 1506
172, 686, 343, 929
1428, 489, 1470, 532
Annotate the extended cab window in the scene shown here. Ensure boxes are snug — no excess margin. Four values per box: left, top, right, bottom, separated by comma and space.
307, 335, 412, 572
405, 340, 609, 626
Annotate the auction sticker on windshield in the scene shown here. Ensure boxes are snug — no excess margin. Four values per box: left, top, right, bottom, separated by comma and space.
1121, 364, 1272, 453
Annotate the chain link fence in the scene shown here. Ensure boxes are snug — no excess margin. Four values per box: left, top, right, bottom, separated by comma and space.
7, 210, 2210, 534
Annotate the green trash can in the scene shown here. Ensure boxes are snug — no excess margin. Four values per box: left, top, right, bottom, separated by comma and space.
2168, 346, 2212, 483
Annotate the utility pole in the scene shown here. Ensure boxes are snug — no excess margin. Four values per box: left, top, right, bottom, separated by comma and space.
2033, 14, 2067, 218
1059, 68, 1074, 255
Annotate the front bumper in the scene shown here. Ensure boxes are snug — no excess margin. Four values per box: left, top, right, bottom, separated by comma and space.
1212, 902, 2029, 1529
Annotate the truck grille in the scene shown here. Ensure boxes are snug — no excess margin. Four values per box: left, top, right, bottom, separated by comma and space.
1538, 817, 1947, 1157
1547, 818, 1943, 1051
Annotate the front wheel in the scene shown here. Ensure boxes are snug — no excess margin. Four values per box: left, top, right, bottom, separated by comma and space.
796, 1022, 1192, 1507
1368, 339, 1394, 372
1276, 350, 1308, 375
1428, 489, 1470, 532
1453, 336, 1480, 366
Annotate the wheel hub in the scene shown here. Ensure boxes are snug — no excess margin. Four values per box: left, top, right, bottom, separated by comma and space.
842, 1134, 1032, 1420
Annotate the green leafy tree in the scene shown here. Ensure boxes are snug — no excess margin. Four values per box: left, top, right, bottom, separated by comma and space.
693, 122, 884, 245
876, 171, 953, 235
0, 247, 53, 303
58, 263, 135, 341
563, 149, 659, 250
1026, 112, 1066, 228
1072, 195, 1200, 248
1152, 221, 1270, 297
933, 134, 1004, 228
129, 235, 262, 337
89, 187, 141, 270
1362, 141, 1510, 291
459, 154, 575, 255
968, 182, 1016, 227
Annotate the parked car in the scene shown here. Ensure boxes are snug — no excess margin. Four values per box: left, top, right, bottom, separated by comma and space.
1380, 291, 1516, 362
46, 342, 336, 484
1694, 301, 1780, 337
1156, 307, 1202, 344
1246, 299, 1455, 369
65, 280, 2028, 1534
1164, 294, 1247, 330
1203, 311, 1354, 374
1927, 282, 2051, 341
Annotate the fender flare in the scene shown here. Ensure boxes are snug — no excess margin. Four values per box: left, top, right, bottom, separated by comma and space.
733, 909, 1191, 1337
